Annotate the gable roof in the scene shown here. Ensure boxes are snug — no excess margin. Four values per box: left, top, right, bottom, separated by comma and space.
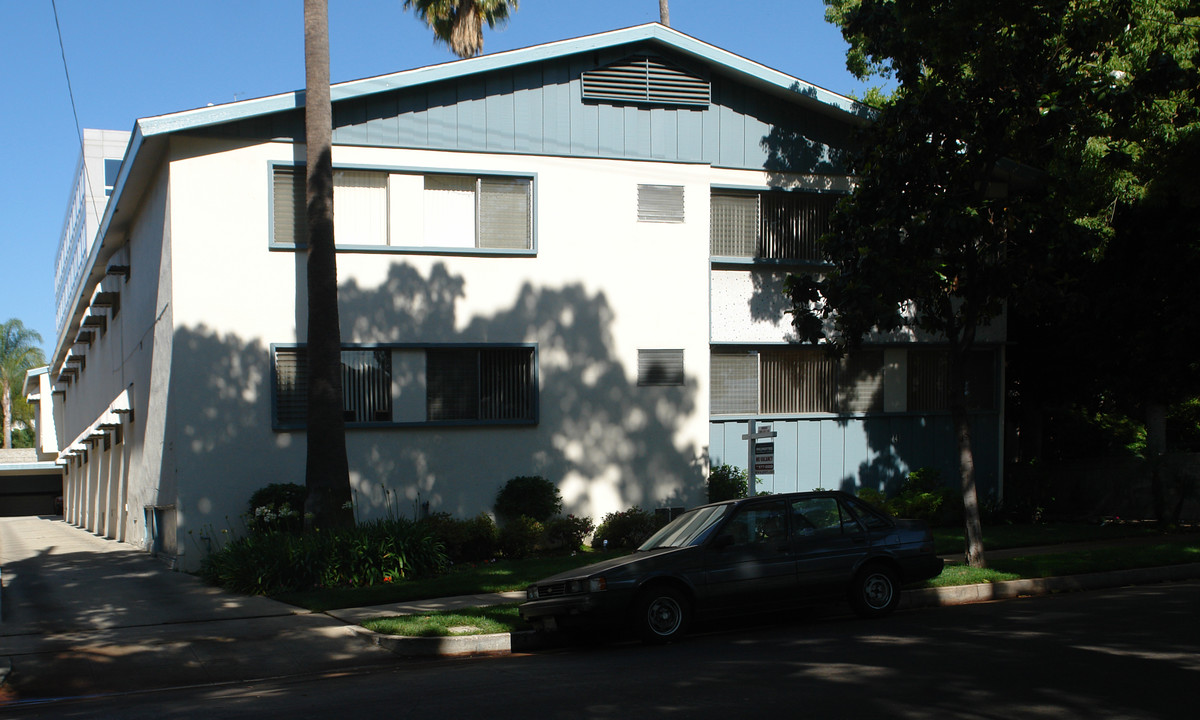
54, 23, 871, 369
136, 23, 869, 138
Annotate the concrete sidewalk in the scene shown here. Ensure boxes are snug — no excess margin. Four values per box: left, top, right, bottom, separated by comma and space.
3, 515, 1199, 705
0, 516, 399, 703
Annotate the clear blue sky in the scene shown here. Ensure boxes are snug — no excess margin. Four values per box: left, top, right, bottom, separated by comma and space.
0, 0, 875, 357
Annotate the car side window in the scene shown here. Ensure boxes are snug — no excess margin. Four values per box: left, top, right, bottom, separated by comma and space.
844, 495, 893, 530
792, 497, 852, 537
717, 502, 788, 547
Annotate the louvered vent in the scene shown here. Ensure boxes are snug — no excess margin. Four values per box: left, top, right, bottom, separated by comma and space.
581, 56, 710, 107
638, 349, 685, 387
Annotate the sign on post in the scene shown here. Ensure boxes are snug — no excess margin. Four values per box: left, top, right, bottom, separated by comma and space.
741, 420, 777, 496
754, 441, 775, 475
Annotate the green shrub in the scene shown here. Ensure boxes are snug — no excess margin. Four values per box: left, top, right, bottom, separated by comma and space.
418, 512, 499, 563
707, 464, 748, 502
499, 515, 544, 559
591, 506, 665, 549
494, 476, 563, 524
246, 483, 307, 535
886, 468, 961, 525
543, 514, 595, 551
199, 518, 446, 595
856, 487, 890, 514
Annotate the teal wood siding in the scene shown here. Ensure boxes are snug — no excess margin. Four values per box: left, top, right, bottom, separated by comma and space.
710, 415, 1002, 501
201, 45, 854, 172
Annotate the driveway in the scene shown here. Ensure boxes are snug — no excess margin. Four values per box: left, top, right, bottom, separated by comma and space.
0, 516, 394, 703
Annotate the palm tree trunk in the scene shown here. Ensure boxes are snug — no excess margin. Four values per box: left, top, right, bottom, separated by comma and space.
303, 0, 353, 529
659, 0, 670, 26
1, 379, 11, 449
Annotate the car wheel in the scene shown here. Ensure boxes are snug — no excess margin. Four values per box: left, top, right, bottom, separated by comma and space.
634, 585, 690, 643
849, 563, 900, 618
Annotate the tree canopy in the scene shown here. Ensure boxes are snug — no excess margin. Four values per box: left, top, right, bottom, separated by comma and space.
1, 318, 45, 449
403, 0, 518, 59
798, 0, 1199, 561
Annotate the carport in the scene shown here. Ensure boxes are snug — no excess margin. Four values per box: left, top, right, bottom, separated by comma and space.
0, 449, 62, 517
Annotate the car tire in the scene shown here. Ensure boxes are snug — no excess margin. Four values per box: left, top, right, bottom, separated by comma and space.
634, 585, 691, 643
849, 563, 900, 618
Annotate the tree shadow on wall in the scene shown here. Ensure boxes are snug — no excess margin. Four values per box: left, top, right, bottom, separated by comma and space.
168, 261, 705, 532
336, 262, 705, 518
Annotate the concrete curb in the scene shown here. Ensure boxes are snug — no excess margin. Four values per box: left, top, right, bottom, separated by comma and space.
902, 562, 1200, 609
350, 624, 532, 657
351, 563, 1200, 657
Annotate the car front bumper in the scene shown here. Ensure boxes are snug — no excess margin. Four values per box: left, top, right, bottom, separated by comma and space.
519, 589, 634, 631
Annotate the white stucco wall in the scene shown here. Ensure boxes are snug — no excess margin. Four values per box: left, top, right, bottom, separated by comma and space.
158, 137, 715, 559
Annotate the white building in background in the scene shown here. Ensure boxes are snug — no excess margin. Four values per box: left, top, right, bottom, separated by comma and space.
33, 24, 1004, 569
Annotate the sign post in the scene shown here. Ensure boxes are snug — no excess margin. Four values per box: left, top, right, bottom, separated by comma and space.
741, 419, 777, 497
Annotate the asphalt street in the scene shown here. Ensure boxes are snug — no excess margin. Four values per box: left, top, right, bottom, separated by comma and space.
5, 579, 1198, 719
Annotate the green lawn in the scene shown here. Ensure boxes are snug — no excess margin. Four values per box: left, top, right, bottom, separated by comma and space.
361, 604, 526, 637
930, 520, 1169, 555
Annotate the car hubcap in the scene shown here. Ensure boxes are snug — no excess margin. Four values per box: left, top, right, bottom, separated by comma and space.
863, 573, 894, 609
647, 596, 682, 635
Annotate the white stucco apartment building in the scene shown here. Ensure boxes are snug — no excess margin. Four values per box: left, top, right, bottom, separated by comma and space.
32, 24, 1004, 569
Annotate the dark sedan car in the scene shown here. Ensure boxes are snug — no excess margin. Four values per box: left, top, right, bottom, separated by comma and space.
520, 490, 943, 643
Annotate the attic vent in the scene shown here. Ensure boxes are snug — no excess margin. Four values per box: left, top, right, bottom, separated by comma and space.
581, 56, 710, 107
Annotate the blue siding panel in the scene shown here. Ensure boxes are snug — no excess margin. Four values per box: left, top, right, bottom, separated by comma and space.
677, 108, 705, 163
597, 103, 625, 156
650, 106, 675, 160
569, 58, 599, 157
512, 67, 544, 152
796, 421, 824, 490
624, 106, 652, 157
396, 91, 428, 148
711, 414, 1001, 500
718, 103, 745, 168
366, 94, 400, 146
771, 422, 799, 494
819, 423, 843, 488
742, 111, 772, 172
841, 419, 871, 494
701, 103, 721, 162
333, 101, 368, 145
542, 63, 572, 155
427, 85, 458, 149
457, 78, 487, 149
485, 74, 516, 152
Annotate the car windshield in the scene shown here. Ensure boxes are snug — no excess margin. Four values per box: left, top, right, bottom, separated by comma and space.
638, 504, 730, 551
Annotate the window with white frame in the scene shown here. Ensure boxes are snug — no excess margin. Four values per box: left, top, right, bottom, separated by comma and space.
273, 344, 536, 428
710, 190, 838, 261
272, 166, 532, 251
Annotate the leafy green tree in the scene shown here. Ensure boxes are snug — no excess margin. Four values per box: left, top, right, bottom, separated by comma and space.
795, 0, 1139, 566
1, 319, 45, 450
1016, 0, 1199, 520
403, 0, 518, 59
